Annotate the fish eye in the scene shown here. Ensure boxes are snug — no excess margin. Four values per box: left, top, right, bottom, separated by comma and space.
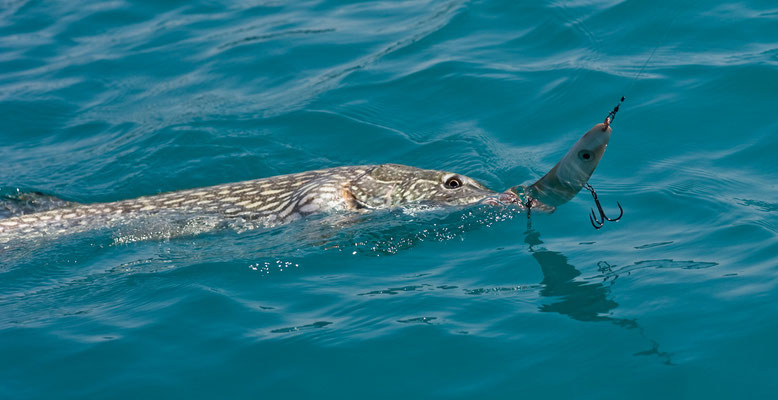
444, 176, 463, 189
578, 150, 594, 161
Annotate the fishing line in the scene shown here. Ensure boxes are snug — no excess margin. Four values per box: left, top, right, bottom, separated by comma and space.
602, 44, 660, 127
603, 4, 684, 127
586, 6, 685, 229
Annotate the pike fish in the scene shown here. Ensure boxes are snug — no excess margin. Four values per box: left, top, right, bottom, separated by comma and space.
0, 123, 613, 244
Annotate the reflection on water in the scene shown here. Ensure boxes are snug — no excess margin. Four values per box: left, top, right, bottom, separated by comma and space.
524, 226, 676, 365
526, 228, 630, 326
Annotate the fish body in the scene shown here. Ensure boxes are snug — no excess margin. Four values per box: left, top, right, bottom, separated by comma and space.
0, 123, 614, 243
0, 164, 514, 243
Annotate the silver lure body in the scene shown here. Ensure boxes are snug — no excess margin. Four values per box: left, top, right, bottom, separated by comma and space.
0, 164, 506, 243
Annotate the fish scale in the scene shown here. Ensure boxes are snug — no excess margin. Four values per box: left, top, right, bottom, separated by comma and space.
0, 166, 373, 243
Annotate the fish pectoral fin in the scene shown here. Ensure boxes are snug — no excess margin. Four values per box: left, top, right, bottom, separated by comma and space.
0, 189, 77, 219
341, 186, 367, 211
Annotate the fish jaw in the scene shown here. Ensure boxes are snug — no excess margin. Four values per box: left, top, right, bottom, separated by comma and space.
480, 189, 523, 207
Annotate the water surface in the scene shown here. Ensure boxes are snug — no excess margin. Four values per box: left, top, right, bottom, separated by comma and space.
2, 0, 778, 398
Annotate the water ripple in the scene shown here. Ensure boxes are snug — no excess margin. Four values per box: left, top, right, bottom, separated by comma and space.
2, 0, 778, 397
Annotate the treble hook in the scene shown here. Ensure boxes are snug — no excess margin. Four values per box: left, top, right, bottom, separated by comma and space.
584, 183, 623, 230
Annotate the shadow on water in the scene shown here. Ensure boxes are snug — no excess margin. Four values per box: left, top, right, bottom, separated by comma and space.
523, 223, 676, 365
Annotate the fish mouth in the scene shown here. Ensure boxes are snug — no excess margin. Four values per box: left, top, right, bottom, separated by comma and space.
479, 186, 556, 213
480, 188, 522, 206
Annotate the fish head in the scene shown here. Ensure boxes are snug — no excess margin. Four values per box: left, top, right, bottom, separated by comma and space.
346, 164, 519, 209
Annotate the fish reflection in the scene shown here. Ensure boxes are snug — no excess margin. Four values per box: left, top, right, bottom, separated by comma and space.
524, 227, 674, 365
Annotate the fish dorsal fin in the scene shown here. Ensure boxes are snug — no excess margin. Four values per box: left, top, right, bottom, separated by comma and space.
0, 190, 76, 219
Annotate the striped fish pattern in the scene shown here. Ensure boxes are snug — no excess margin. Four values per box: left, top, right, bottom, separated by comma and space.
0, 164, 516, 243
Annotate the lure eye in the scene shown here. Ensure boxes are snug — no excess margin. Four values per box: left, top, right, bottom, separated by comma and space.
578, 150, 594, 161
444, 176, 463, 189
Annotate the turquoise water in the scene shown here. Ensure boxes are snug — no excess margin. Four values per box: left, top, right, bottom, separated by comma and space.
2, 0, 778, 398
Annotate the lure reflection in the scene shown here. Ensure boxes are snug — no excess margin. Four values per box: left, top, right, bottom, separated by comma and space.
524, 226, 673, 365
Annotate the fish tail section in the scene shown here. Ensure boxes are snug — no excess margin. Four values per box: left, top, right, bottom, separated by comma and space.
0, 189, 76, 219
